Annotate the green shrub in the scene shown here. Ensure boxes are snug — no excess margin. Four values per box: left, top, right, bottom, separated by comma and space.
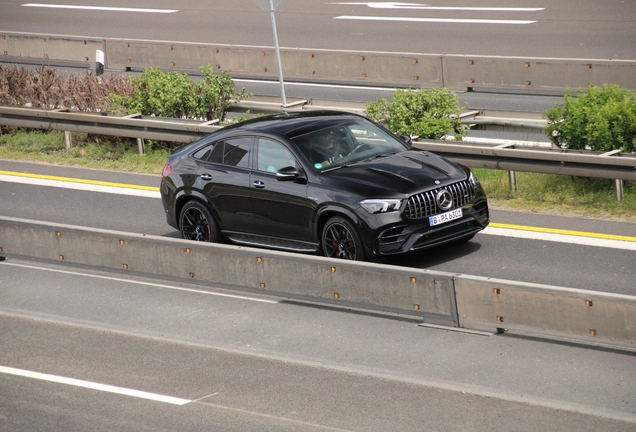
366, 88, 466, 140
105, 66, 249, 121
544, 84, 636, 153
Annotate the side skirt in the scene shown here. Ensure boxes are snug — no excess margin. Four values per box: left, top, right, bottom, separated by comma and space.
224, 231, 319, 254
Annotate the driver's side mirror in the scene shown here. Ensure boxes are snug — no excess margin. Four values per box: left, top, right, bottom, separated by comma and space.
398, 135, 413, 145
276, 166, 307, 183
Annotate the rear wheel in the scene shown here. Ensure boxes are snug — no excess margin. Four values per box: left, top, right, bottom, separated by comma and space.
321, 216, 366, 261
179, 201, 221, 243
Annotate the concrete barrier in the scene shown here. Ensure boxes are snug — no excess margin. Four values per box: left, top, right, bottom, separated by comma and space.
3, 32, 636, 91
106, 40, 443, 88
442, 55, 636, 92
455, 275, 636, 348
1, 216, 635, 348
0, 216, 459, 326
0, 33, 104, 66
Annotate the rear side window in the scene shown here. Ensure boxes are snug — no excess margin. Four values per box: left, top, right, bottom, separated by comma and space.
192, 137, 252, 168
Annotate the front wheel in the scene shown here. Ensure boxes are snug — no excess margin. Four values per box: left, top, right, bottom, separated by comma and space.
179, 201, 221, 243
321, 216, 366, 261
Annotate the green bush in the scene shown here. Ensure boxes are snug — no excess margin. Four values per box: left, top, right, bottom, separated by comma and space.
365, 88, 466, 140
105, 66, 249, 121
544, 84, 636, 153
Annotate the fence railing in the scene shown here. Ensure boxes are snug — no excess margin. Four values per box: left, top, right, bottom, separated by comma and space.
1, 104, 634, 200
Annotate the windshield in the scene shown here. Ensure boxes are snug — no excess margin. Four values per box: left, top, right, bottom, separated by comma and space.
290, 119, 409, 172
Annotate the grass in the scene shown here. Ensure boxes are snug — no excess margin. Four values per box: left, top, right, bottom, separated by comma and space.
0, 130, 171, 174
1, 129, 634, 222
474, 169, 636, 222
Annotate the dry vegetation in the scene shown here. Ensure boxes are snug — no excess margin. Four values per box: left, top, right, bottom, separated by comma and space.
0, 65, 132, 113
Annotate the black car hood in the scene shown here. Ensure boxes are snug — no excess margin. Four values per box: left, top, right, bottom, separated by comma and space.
323, 150, 467, 195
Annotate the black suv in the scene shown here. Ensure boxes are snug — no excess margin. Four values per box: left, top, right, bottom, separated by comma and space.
160, 111, 489, 261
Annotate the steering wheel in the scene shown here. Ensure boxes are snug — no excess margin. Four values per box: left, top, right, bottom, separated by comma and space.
349, 144, 371, 156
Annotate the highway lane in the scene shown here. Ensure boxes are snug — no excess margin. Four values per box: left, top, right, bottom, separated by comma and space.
1, 160, 635, 295
1, 263, 635, 431
1, 0, 634, 60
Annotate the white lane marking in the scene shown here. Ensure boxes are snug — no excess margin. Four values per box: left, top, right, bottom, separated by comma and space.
0, 365, 190, 405
480, 227, 636, 251
335, 16, 537, 24
332, 3, 544, 12
0, 174, 161, 198
22, 3, 178, 13
2, 261, 279, 304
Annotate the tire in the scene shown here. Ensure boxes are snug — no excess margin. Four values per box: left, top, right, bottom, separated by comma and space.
179, 201, 221, 243
321, 216, 366, 261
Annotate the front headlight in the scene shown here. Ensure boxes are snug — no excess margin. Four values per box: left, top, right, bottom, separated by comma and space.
469, 171, 480, 188
360, 199, 402, 214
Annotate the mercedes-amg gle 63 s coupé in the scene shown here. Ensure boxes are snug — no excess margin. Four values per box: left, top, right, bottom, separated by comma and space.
160, 111, 489, 261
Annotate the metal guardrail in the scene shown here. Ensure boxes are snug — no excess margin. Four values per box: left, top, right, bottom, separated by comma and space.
1, 216, 634, 349
1, 105, 634, 183
0, 105, 222, 142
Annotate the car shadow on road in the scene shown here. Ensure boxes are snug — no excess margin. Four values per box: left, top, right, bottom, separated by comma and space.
378, 240, 482, 269
161, 231, 183, 238
160, 230, 483, 270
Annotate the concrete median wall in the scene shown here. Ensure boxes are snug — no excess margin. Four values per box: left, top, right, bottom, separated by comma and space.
442, 55, 636, 92
455, 276, 636, 347
106, 40, 443, 88
0, 33, 104, 65
0, 216, 458, 326
3, 32, 636, 91
1, 216, 635, 348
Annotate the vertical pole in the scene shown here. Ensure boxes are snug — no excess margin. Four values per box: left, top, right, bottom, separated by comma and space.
137, 138, 145, 155
615, 179, 624, 201
269, 0, 286, 106
508, 171, 518, 193
64, 131, 72, 149
96, 50, 105, 76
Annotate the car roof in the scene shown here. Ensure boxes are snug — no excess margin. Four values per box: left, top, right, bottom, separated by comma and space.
225, 110, 367, 140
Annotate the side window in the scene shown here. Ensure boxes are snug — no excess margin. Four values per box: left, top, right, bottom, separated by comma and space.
193, 138, 251, 168
257, 139, 298, 173
222, 138, 251, 168
192, 143, 216, 161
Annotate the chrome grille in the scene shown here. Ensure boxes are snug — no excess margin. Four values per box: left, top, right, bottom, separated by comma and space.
405, 180, 475, 220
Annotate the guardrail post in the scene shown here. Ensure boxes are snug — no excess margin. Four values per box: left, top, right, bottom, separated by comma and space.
137, 138, 145, 155
64, 131, 72, 149
615, 179, 624, 201
600, 150, 624, 201
508, 171, 518, 193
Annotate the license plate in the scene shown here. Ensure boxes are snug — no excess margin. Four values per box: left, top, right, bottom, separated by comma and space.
429, 208, 462, 226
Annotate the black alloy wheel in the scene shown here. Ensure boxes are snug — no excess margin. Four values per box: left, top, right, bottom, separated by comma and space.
179, 201, 221, 242
322, 216, 366, 261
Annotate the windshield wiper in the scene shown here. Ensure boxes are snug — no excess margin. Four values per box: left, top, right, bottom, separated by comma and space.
321, 163, 351, 173
374, 151, 397, 158
322, 152, 397, 173
358, 151, 397, 163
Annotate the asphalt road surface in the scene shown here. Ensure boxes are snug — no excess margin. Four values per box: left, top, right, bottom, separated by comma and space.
1, 160, 635, 295
1, 0, 635, 60
1, 261, 635, 431
1, 162, 635, 430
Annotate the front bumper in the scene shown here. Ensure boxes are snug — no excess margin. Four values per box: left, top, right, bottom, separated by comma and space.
372, 198, 489, 255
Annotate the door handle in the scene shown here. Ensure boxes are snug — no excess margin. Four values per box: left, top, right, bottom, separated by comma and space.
253, 180, 265, 189
200, 173, 213, 181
